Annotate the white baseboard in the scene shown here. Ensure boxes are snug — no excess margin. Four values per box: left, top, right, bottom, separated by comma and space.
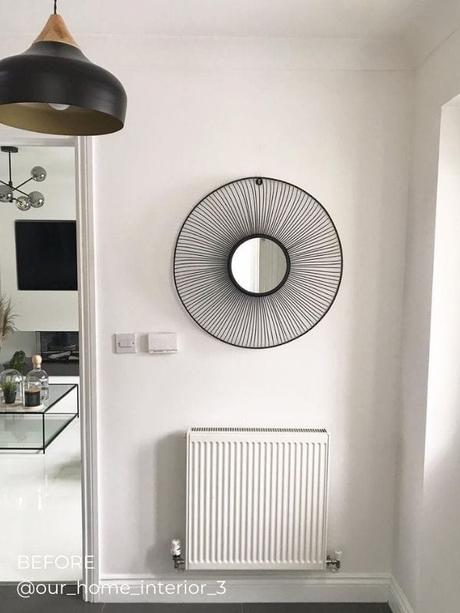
388, 577, 415, 613
92, 572, 392, 604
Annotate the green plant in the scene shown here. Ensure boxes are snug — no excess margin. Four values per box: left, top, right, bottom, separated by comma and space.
0, 295, 16, 351
1, 379, 18, 404
1, 380, 17, 394
8, 350, 27, 374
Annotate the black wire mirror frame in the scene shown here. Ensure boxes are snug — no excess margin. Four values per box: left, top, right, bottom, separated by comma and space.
173, 177, 343, 349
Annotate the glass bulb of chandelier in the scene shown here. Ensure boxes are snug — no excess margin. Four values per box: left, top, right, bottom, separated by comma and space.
31, 166, 47, 182
48, 103, 70, 111
16, 196, 31, 211
29, 191, 45, 208
0, 184, 13, 202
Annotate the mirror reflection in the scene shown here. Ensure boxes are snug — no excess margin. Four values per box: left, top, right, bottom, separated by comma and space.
230, 236, 288, 295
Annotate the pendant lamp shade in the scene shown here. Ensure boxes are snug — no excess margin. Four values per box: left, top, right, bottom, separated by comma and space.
0, 14, 127, 136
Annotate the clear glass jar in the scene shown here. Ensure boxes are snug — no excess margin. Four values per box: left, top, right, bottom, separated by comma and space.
0, 369, 23, 405
24, 355, 49, 406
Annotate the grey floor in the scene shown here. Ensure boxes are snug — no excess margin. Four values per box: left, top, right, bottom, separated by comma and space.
0, 586, 392, 613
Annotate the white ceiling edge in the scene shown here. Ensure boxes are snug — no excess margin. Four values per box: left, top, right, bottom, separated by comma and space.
401, 0, 460, 68
1, 1, 460, 72
91, 36, 413, 72
0, 34, 413, 72
1, 13, 459, 74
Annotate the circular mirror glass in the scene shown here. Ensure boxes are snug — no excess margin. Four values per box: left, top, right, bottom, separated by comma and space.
230, 236, 289, 295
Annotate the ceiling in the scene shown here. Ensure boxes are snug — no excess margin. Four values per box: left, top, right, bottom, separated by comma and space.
5, 0, 460, 64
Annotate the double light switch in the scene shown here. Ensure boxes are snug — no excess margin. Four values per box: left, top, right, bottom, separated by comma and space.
115, 332, 178, 354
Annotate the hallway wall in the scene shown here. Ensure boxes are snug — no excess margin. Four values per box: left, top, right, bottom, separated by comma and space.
88, 37, 413, 584
393, 27, 460, 612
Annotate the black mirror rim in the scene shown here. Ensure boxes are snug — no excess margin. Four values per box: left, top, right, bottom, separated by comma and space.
227, 233, 291, 297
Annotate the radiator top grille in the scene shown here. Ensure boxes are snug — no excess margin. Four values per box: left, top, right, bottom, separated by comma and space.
190, 427, 327, 433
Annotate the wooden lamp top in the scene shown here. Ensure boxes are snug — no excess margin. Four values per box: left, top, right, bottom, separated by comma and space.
34, 14, 79, 48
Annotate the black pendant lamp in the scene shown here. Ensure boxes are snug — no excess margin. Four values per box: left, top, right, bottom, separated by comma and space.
0, 1, 127, 136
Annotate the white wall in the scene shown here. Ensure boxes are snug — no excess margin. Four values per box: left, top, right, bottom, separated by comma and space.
83, 37, 413, 581
393, 28, 460, 611
419, 101, 460, 613
0, 145, 78, 331
0, 29, 430, 602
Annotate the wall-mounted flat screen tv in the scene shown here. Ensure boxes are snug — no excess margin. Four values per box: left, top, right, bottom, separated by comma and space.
15, 220, 78, 291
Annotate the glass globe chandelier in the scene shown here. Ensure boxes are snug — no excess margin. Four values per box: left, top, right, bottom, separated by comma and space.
0, 146, 46, 212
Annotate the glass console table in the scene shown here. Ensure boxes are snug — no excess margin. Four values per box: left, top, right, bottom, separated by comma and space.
0, 384, 78, 453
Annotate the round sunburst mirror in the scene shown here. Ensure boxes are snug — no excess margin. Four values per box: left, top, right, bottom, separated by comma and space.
174, 177, 343, 349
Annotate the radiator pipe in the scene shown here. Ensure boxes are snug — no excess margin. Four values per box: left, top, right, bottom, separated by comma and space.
171, 538, 185, 570
326, 550, 343, 572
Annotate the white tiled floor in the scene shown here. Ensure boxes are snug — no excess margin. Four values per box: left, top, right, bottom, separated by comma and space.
0, 418, 82, 581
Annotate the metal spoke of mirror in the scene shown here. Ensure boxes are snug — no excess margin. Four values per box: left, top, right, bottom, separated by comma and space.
174, 177, 343, 349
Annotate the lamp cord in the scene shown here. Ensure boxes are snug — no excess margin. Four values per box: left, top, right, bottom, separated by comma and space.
54, 0, 57, 15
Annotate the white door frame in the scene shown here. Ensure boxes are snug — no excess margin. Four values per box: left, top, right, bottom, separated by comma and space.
75, 136, 99, 598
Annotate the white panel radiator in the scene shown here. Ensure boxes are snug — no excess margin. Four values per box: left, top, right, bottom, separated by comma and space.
186, 427, 330, 570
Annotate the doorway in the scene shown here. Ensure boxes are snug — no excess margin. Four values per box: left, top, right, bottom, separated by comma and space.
0, 136, 96, 590
420, 96, 460, 613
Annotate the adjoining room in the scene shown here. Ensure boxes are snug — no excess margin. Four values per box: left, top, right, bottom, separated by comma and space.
0, 142, 81, 582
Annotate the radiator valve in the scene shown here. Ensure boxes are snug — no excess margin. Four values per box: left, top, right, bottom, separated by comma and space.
326, 550, 343, 572
171, 538, 185, 570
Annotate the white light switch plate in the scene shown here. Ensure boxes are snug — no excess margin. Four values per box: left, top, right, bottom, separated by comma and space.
148, 332, 178, 353
115, 333, 137, 353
